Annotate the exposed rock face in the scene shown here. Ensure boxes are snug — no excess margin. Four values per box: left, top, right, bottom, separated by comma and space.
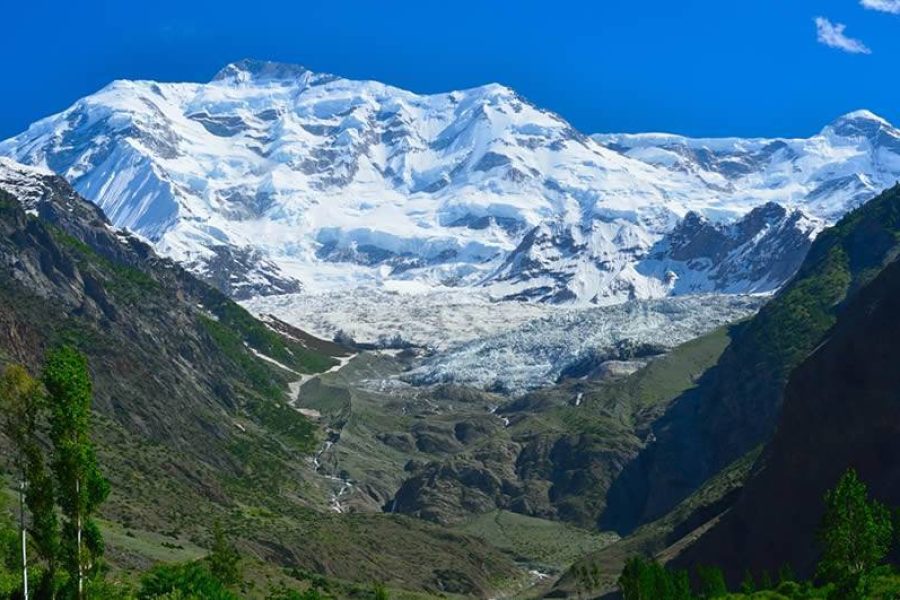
491, 203, 821, 303
389, 430, 639, 527
648, 202, 821, 293
387, 327, 736, 528
392, 439, 523, 524
675, 255, 900, 582
199, 244, 302, 299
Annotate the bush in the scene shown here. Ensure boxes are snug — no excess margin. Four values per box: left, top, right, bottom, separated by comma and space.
138, 562, 238, 600
207, 522, 240, 586
372, 582, 390, 600
266, 586, 328, 600
85, 578, 136, 599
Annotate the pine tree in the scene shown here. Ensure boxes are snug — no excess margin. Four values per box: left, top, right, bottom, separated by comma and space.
816, 468, 893, 599
696, 565, 726, 598
208, 521, 241, 586
619, 556, 694, 600
778, 563, 795, 585
740, 570, 755, 594
619, 556, 647, 600
42, 347, 110, 600
671, 569, 693, 600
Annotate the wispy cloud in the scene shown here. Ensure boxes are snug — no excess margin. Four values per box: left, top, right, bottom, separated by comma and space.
814, 17, 872, 54
860, 0, 900, 14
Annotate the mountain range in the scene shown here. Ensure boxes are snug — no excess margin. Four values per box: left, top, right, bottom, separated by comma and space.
3, 60, 899, 305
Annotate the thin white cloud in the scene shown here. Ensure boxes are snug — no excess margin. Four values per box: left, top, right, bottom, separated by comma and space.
814, 17, 872, 54
861, 0, 900, 14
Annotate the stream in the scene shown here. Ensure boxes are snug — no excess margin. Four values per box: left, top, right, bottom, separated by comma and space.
291, 353, 358, 512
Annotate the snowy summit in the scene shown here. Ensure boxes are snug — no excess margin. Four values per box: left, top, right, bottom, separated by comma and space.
2, 60, 899, 303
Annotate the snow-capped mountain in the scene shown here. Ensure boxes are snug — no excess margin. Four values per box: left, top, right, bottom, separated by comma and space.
594, 110, 900, 220
1, 60, 897, 303
487, 202, 822, 303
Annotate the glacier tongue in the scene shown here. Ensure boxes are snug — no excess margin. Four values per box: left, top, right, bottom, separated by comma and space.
1, 60, 898, 303
405, 294, 765, 395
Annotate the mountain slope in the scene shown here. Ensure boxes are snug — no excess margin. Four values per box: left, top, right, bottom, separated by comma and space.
0, 158, 522, 596
550, 448, 761, 597
4, 60, 894, 305
383, 325, 737, 529
601, 183, 900, 534
673, 246, 900, 583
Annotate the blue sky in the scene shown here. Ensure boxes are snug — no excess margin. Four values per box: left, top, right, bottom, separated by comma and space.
2, 0, 898, 139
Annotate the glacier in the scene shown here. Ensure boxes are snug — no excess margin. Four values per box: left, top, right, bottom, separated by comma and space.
404, 295, 764, 395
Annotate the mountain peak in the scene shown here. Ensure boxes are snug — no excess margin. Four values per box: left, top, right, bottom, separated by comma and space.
834, 109, 889, 124
824, 109, 894, 138
211, 59, 315, 83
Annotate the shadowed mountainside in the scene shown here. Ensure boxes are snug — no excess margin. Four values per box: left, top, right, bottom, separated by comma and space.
673, 251, 900, 583
601, 183, 900, 534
